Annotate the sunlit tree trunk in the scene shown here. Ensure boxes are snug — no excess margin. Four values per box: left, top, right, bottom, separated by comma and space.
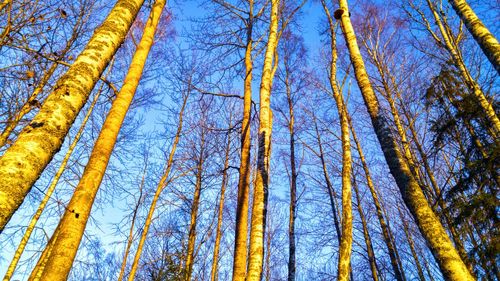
247, 0, 280, 279
232, 2, 254, 280
185, 128, 206, 281
211, 118, 233, 281
320, 3, 354, 279
0, 0, 145, 232
334, 1, 474, 279
353, 176, 379, 281
26, 2, 164, 279
447, 0, 500, 73
0, 8, 84, 148
2, 82, 104, 281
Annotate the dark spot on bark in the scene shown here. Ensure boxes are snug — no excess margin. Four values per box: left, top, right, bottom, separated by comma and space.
29, 121, 44, 128
28, 99, 41, 108
334, 9, 344, 20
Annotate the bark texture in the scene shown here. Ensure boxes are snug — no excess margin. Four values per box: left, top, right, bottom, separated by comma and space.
448, 0, 500, 73
232, 2, 254, 279
246, 0, 279, 279
0, 0, 145, 232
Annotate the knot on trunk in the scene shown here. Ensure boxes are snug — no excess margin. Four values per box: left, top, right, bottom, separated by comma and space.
334, 9, 344, 20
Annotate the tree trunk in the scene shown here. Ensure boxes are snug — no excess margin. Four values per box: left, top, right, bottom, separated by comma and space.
447, 0, 500, 73
283, 52, 298, 281
353, 176, 379, 281
426, 0, 499, 138
232, 2, 254, 280
0, 0, 145, 232
2, 84, 103, 281
334, 1, 474, 280
247, 0, 279, 279
27, 1, 164, 279
211, 120, 233, 281
185, 128, 206, 281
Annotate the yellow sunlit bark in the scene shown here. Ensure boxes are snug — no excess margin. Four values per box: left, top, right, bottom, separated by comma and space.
26, 1, 164, 279
447, 0, 500, 73
0, 0, 145, 233
232, 2, 254, 280
3, 84, 104, 281
247, 0, 279, 280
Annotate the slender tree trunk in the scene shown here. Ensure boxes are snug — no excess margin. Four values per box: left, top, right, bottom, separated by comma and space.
447, 0, 500, 73
2, 84, 103, 281
353, 176, 379, 281
283, 55, 298, 281
247, 0, 279, 279
184, 129, 206, 281
117, 165, 145, 281
0, 0, 145, 233
320, 4, 354, 279
211, 122, 233, 281
312, 114, 342, 245
27, 2, 164, 279
127, 90, 189, 281
334, 1, 474, 280
399, 208, 426, 281
232, 2, 254, 280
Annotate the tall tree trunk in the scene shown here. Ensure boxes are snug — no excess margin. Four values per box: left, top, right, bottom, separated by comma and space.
353, 176, 379, 281
211, 120, 233, 281
247, 0, 280, 279
0, 0, 145, 232
283, 52, 298, 281
232, 2, 254, 280
447, 0, 500, 73
26, 2, 164, 279
185, 129, 206, 281
2, 83, 104, 281
334, 1, 474, 280
320, 3, 354, 279
127, 80, 189, 281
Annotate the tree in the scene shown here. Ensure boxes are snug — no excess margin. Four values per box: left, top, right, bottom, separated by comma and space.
0, 0, 145, 232
447, 0, 500, 73
26, 1, 165, 279
334, 0, 474, 279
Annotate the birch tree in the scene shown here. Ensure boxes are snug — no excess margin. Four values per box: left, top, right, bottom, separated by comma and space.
334, 0, 474, 279
0, 0, 145, 232
26, 1, 165, 279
